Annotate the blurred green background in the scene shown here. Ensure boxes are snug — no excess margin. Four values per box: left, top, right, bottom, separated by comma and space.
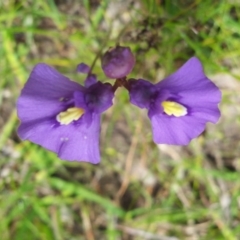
1, 0, 240, 239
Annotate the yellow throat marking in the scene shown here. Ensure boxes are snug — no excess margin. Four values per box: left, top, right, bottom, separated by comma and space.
161, 101, 187, 117
57, 107, 85, 125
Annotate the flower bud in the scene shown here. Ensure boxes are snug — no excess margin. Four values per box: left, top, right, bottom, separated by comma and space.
101, 46, 135, 79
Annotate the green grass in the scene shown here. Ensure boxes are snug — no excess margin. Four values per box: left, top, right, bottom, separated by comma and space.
1, 0, 240, 239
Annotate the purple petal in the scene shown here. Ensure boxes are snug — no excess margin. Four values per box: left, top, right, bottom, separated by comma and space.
189, 103, 221, 123
18, 114, 101, 164
151, 114, 207, 145
156, 57, 206, 89
85, 82, 114, 113
128, 79, 157, 109
58, 114, 101, 163
84, 74, 97, 88
156, 57, 221, 107
76, 63, 90, 74
17, 63, 102, 163
156, 57, 221, 123
74, 91, 87, 109
17, 63, 84, 122
128, 57, 221, 145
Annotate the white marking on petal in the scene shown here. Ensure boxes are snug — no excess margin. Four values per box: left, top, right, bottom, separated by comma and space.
56, 107, 85, 125
161, 101, 187, 117
60, 137, 69, 142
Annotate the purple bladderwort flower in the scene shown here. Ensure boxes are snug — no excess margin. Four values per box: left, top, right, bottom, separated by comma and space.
17, 63, 114, 164
128, 57, 221, 145
101, 46, 135, 79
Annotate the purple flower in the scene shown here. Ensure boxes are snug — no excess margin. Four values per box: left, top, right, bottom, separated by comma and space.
17, 63, 114, 164
101, 46, 135, 79
128, 57, 221, 145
